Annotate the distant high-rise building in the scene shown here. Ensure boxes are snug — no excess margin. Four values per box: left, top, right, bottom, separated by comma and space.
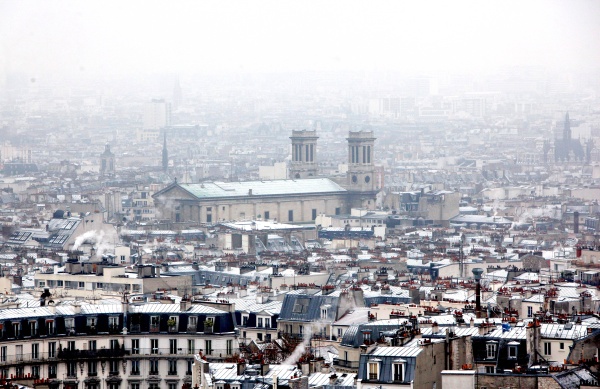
162, 133, 169, 173
143, 99, 171, 130
173, 79, 182, 110
100, 143, 115, 176
289, 130, 318, 179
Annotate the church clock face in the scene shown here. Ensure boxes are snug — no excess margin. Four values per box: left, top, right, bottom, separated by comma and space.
352, 175, 358, 183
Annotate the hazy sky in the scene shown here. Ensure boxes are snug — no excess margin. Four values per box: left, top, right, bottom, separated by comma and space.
1, 0, 600, 77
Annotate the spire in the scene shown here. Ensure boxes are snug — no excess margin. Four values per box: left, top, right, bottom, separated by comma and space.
162, 132, 168, 172
564, 112, 571, 141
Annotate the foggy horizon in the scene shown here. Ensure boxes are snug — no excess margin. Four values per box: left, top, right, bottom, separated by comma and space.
2, 0, 600, 81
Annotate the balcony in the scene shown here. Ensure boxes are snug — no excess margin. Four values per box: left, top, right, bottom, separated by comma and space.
57, 348, 129, 360
149, 325, 160, 333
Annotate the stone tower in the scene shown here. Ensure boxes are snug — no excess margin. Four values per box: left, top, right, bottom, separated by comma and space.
100, 143, 115, 177
289, 130, 318, 179
346, 130, 378, 209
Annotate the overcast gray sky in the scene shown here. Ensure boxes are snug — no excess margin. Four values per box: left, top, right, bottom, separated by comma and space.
1, 0, 600, 78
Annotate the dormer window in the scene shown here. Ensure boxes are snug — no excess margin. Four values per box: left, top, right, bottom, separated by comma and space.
486, 341, 497, 359
108, 316, 119, 328
508, 341, 519, 359
29, 321, 38, 336
242, 315, 248, 326
12, 322, 21, 337
65, 318, 74, 333
368, 359, 381, 380
392, 359, 406, 382
87, 317, 96, 328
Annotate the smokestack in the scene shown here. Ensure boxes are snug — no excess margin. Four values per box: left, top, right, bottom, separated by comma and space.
472, 268, 484, 318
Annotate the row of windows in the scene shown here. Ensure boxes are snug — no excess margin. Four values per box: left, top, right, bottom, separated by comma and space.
240, 316, 272, 328
367, 361, 405, 382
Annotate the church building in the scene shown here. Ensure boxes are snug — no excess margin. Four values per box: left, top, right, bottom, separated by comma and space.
152, 130, 380, 224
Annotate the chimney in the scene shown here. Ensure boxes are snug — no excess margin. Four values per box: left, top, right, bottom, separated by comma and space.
329, 374, 338, 386
73, 303, 82, 314
472, 268, 484, 318
237, 361, 246, 376
260, 363, 269, 377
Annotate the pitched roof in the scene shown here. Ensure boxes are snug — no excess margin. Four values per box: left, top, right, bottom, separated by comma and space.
157, 178, 346, 200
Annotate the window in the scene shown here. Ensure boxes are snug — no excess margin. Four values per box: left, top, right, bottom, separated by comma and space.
527, 306, 533, 317
321, 308, 328, 319
29, 320, 37, 336
169, 384, 177, 389
15, 367, 24, 378
265, 318, 271, 328
227, 340, 233, 355
31, 365, 39, 378
206, 214, 212, 223
0, 347, 5, 362
150, 316, 160, 330
368, 361, 379, 380
131, 339, 140, 354
120, 255, 126, 264
32, 343, 39, 359
110, 339, 119, 350
48, 364, 57, 379
242, 315, 248, 326
65, 318, 74, 332
299, 325, 304, 335
508, 346, 517, 359
288, 210, 293, 222
151, 339, 159, 354
131, 384, 140, 389
363, 331, 372, 344
79, 282, 85, 289
188, 316, 198, 329
67, 341, 76, 351
109, 316, 119, 328
258, 318, 263, 328
205, 340, 212, 355
292, 298, 309, 314
560, 342, 565, 350
109, 360, 119, 374
87, 317, 96, 328
187, 339, 195, 354
149, 360, 159, 375
88, 361, 97, 376
67, 362, 77, 377
544, 342, 552, 356
169, 339, 178, 354
46, 320, 54, 334
485, 366, 495, 374
12, 322, 21, 337
89, 340, 97, 351
335, 207, 341, 215
393, 362, 405, 382
168, 360, 177, 375
57, 280, 63, 287
312, 209, 317, 220
486, 343, 497, 359
130, 360, 140, 375
257, 333, 263, 341
187, 360, 194, 375
264, 211, 270, 220
338, 328, 342, 338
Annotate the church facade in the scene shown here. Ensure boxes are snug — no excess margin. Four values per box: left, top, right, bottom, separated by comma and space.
153, 130, 380, 224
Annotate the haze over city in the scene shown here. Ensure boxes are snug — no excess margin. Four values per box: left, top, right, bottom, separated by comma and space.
2, 2, 600, 389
